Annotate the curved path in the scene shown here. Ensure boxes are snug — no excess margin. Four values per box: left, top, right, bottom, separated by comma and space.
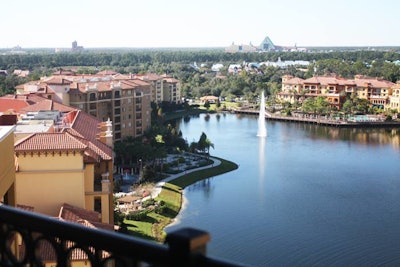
151, 156, 221, 198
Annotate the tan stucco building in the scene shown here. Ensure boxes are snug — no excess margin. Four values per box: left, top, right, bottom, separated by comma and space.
279, 75, 396, 110
0, 125, 16, 207
14, 110, 114, 224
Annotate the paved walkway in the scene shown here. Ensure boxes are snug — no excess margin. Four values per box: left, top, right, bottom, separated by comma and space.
152, 156, 221, 198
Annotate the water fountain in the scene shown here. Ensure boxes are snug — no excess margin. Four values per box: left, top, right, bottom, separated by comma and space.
257, 91, 267, 137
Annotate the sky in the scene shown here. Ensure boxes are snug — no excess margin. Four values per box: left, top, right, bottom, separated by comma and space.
2, 0, 400, 48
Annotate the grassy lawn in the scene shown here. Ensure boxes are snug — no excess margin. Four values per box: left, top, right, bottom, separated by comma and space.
121, 158, 238, 241
123, 183, 182, 242
169, 157, 238, 188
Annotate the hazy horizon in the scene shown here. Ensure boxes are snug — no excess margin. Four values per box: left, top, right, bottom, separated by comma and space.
2, 0, 400, 49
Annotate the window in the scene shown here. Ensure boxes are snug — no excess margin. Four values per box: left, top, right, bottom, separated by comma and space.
94, 198, 101, 213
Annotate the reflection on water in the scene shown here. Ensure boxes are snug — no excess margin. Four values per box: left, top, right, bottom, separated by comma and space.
279, 122, 400, 149
169, 113, 400, 266
186, 177, 214, 199
258, 137, 266, 198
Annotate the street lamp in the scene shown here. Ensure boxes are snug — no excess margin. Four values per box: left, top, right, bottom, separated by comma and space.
139, 159, 142, 181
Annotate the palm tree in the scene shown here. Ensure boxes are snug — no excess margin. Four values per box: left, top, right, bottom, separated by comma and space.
204, 139, 214, 155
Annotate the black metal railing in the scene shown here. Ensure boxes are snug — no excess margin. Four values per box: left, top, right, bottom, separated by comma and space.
0, 205, 246, 267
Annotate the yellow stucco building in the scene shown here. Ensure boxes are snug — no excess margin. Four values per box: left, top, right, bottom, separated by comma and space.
14, 110, 114, 224
0, 125, 16, 206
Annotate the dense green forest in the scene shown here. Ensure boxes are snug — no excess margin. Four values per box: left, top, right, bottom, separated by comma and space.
1, 50, 400, 100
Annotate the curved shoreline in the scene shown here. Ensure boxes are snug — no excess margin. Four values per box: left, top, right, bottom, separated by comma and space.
155, 156, 238, 235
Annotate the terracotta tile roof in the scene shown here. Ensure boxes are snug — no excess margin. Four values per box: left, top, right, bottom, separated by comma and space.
134, 73, 163, 81
59, 203, 114, 231
76, 81, 112, 93
26, 203, 112, 263
52, 70, 76, 76
45, 77, 73, 85
67, 110, 112, 161
59, 203, 100, 223
97, 70, 118, 75
20, 99, 76, 113
303, 76, 348, 85
0, 98, 30, 112
163, 77, 179, 83
14, 132, 87, 153
283, 77, 305, 85
352, 77, 394, 88
300, 75, 394, 88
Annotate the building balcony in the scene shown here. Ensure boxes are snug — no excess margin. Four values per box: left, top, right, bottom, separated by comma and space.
0, 205, 243, 267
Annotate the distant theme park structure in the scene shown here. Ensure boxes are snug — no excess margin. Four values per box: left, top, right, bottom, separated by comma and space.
225, 35, 306, 53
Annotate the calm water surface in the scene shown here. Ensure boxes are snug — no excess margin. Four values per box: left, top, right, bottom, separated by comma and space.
166, 113, 400, 267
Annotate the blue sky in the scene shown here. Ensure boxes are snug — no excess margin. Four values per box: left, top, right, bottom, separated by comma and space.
2, 0, 399, 48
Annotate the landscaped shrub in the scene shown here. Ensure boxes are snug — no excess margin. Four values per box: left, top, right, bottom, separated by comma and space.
114, 210, 126, 225
155, 205, 167, 214
126, 210, 150, 221
141, 199, 156, 208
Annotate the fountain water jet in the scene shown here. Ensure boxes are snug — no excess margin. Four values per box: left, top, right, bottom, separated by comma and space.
257, 91, 267, 137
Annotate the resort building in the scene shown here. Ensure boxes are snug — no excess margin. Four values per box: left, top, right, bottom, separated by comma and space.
225, 42, 258, 53
13, 71, 162, 142
279, 75, 396, 110
13, 109, 114, 224
160, 74, 181, 104
0, 124, 16, 207
389, 82, 400, 112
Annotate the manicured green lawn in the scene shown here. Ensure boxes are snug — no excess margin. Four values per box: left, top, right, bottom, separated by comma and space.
121, 158, 238, 241
169, 157, 238, 188
123, 183, 183, 241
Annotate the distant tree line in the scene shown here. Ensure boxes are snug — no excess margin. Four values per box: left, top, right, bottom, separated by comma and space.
1, 50, 400, 70
1, 50, 400, 99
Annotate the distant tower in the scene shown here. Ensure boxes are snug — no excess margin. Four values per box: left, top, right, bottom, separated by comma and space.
72, 40, 78, 50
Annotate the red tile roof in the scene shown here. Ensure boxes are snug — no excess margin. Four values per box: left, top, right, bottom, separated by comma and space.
14, 132, 87, 153
134, 73, 163, 81
26, 203, 112, 263
20, 99, 76, 113
67, 110, 112, 161
45, 77, 73, 85
0, 98, 30, 112
97, 70, 118, 75
284, 77, 305, 85
298, 75, 395, 88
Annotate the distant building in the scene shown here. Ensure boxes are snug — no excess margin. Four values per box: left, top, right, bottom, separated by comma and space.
133, 73, 181, 104
72, 40, 84, 52
259, 36, 276, 51
278, 75, 395, 111
225, 35, 307, 53
13, 69, 30, 77
225, 42, 258, 53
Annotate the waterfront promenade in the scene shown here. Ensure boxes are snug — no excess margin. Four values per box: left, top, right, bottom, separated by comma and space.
232, 108, 400, 128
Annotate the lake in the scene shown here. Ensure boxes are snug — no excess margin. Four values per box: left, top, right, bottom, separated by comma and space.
166, 113, 400, 266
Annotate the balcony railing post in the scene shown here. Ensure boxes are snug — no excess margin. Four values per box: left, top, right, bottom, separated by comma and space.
165, 227, 211, 267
